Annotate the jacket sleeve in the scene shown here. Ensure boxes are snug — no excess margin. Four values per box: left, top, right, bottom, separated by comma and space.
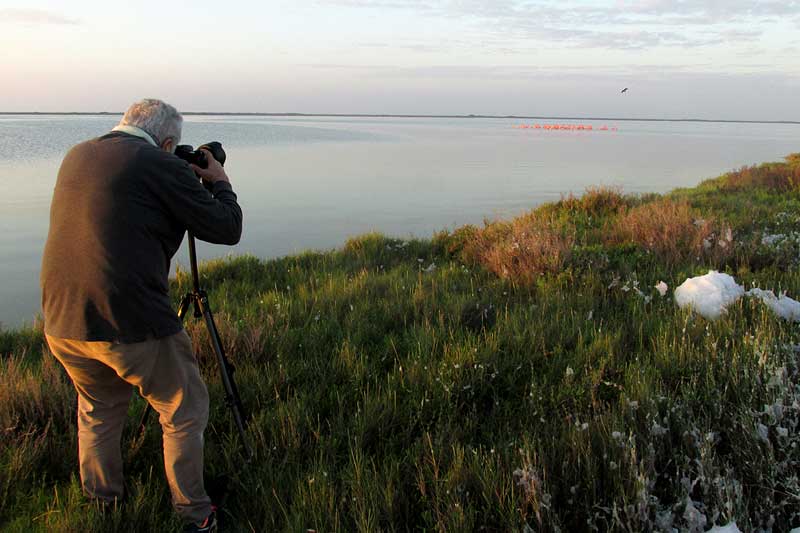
152, 154, 243, 245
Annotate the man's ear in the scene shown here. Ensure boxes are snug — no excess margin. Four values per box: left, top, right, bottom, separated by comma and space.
162, 138, 175, 153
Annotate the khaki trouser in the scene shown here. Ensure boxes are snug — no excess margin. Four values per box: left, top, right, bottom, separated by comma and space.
46, 330, 212, 523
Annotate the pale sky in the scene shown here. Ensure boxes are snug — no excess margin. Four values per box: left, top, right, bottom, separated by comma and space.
1, 0, 799, 119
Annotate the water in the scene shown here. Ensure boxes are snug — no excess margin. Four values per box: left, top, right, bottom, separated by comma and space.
1, 114, 798, 327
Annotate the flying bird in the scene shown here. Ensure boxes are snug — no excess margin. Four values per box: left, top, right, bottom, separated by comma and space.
621, 87, 628, 93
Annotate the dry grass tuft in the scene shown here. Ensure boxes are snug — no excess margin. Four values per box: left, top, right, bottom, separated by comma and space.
0, 349, 74, 433
184, 311, 272, 366
461, 212, 575, 285
711, 154, 800, 192
0, 347, 78, 518
608, 197, 732, 265
557, 186, 631, 217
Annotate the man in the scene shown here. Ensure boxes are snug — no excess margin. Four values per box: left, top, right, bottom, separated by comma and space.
41, 99, 242, 532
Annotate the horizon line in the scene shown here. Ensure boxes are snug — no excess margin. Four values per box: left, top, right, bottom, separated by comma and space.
1, 111, 798, 125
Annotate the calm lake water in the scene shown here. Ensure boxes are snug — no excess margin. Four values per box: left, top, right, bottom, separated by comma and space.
1, 114, 798, 327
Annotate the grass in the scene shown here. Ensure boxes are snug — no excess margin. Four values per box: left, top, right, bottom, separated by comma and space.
2, 154, 800, 531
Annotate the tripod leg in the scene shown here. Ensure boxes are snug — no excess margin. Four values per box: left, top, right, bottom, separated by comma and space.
136, 294, 194, 440
196, 292, 254, 461
177, 294, 193, 321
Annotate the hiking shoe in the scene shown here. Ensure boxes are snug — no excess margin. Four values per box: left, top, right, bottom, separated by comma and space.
184, 507, 218, 532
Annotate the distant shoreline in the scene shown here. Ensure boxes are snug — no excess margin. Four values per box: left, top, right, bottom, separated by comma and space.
0, 111, 798, 125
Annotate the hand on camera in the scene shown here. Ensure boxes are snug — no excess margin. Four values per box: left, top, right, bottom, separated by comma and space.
190, 149, 230, 184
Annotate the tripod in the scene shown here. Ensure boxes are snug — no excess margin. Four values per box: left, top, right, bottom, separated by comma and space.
137, 234, 254, 461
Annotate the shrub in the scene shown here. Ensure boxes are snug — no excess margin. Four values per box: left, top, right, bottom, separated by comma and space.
609, 198, 732, 266
706, 154, 800, 192
556, 186, 632, 217
460, 212, 575, 285
433, 225, 479, 259
343, 232, 393, 257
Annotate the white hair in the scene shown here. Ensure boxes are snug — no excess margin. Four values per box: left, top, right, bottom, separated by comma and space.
118, 98, 183, 146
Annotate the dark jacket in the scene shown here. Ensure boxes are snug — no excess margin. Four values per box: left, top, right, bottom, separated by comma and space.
41, 131, 242, 342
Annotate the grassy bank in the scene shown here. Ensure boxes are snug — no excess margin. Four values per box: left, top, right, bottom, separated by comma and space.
2, 155, 800, 531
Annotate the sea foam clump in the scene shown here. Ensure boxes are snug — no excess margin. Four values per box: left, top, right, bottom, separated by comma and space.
675, 271, 800, 322
747, 288, 800, 322
674, 271, 744, 320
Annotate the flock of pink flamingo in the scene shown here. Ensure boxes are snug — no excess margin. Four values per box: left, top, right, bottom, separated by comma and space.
514, 124, 619, 132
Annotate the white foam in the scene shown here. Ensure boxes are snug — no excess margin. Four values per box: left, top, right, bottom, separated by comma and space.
674, 271, 744, 320
746, 288, 800, 322
655, 281, 668, 297
674, 271, 800, 323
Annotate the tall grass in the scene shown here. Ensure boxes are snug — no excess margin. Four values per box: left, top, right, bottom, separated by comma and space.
610, 197, 733, 266
702, 153, 800, 192
3, 156, 800, 531
457, 211, 575, 284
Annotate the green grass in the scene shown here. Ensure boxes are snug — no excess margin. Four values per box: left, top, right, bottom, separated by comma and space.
3, 155, 800, 531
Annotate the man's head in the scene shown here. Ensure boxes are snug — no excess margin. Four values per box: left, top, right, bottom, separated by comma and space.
118, 99, 183, 153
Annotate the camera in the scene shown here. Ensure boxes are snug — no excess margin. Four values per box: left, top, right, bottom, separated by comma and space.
175, 141, 226, 168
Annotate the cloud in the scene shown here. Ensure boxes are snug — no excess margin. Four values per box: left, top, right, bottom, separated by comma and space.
0, 8, 80, 26
325, 0, 800, 23
302, 62, 765, 81
318, 0, 800, 50
499, 26, 726, 50
299, 60, 800, 104
619, 0, 800, 21
358, 41, 444, 53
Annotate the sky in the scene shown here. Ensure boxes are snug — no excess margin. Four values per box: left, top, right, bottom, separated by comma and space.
1, 0, 799, 119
